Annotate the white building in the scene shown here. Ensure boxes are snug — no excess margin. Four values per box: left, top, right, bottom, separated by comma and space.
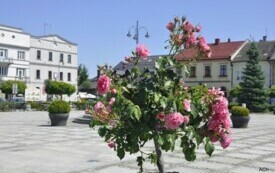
0, 24, 30, 83
0, 24, 78, 101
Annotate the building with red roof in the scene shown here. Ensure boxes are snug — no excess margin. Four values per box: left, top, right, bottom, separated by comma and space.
175, 38, 247, 96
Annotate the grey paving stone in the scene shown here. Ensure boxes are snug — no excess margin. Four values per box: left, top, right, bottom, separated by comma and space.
230, 166, 267, 173
95, 166, 137, 173
250, 161, 275, 171
208, 156, 246, 165
225, 153, 261, 160
240, 149, 273, 155
166, 166, 210, 173
263, 157, 275, 163
187, 160, 233, 170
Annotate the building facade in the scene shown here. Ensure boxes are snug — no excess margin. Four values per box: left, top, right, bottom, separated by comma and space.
0, 24, 78, 101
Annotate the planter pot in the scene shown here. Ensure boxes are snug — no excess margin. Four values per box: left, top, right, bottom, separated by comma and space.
231, 116, 250, 128
49, 113, 69, 126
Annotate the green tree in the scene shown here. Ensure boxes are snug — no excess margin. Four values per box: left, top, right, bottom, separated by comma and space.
0, 80, 26, 95
79, 79, 91, 91
45, 80, 76, 99
78, 64, 89, 87
237, 43, 269, 112
229, 84, 241, 98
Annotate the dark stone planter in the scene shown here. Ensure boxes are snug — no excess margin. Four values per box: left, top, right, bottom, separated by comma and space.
231, 116, 250, 128
49, 113, 69, 126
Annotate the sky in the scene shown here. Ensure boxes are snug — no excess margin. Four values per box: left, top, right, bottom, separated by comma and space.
1, 0, 274, 77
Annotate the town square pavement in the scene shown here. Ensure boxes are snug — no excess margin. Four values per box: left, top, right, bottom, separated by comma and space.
0, 111, 275, 173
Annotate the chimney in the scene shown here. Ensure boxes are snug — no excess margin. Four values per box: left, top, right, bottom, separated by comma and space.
215, 38, 220, 45
227, 37, 231, 43
263, 36, 267, 42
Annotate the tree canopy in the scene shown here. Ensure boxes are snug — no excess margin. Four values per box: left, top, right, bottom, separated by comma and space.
78, 64, 89, 87
0, 80, 26, 95
237, 42, 269, 112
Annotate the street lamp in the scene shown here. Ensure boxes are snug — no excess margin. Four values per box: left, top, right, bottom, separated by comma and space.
126, 21, 150, 44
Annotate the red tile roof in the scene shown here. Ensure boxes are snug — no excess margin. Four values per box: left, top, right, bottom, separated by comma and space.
176, 41, 245, 61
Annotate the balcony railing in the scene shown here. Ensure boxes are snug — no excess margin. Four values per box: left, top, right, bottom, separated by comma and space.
0, 56, 13, 65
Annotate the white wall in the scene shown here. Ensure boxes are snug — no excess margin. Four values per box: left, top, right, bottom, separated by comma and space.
182, 59, 232, 90
232, 61, 270, 88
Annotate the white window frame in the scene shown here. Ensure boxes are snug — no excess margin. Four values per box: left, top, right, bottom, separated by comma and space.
18, 51, 25, 60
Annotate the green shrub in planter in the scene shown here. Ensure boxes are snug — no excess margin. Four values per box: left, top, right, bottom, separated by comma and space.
231, 106, 250, 116
229, 102, 239, 110
75, 100, 87, 110
48, 100, 71, 114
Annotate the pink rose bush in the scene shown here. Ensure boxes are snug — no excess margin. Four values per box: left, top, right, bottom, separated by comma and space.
90, 16, 231, 172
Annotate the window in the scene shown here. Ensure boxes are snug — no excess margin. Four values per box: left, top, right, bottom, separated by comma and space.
59, 72, 63, 81
36, 70, 40, 79
48, 71, 52, 80
16, 68, 25, 78
67, 73, 71, 81
220, 65, 227, 77
0, 66, 7, 76
68, 55, 71, 63
49, 52, 53, 61
237, 71, 243, 81
204, 66, 211, 77
17, 51, 25, 60
60, 53, 64, 63
37, 50, 41, 60
0, 49, 7, 57
190, 66, 196, 77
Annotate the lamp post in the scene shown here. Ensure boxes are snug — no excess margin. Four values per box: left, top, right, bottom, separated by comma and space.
126, 21, 150, 45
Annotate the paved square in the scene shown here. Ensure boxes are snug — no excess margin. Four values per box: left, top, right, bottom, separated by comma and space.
0, 111, 275, 173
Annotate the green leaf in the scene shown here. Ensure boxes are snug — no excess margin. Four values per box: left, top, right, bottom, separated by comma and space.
98, 127, 107, 137
160, 97, 168, 108
191, 104, 198, 118
117, 147, 125, 160
204, 137, 214, 156
157, 135, 164, 146
129, 105, 142, 121
184, 146, 196, 161
154, 92, 161, 103
164, 80, 173, 89
148, 153, 157, 164
131, 66, 141, 78
167, 56, 174, 66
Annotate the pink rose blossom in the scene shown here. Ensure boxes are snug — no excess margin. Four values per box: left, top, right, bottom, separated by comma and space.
109, 97, 115, 106
136, 44, 150, 59
210, 136, 219, 143
97, 74, 111, 95
106, 105, 112, 113
166, 22, 175, 31
183, 116, 189, 124
157, 112, 165, 121
183, 21, 194, 32
111, 89, 117, 94
195, 25, 201, 32
164, 112, 185, 130
183, 99, 191, 112
94, 101, 105, 112
108, 141, 116, 148
109, 120, 117, 128
208, 87, 224, 97
186, 34, 197, 46
220, 136, 232, 149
